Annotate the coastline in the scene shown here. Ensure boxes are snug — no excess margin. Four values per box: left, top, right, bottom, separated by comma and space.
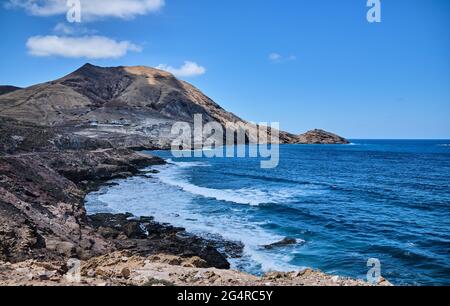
0, 146, 391, 286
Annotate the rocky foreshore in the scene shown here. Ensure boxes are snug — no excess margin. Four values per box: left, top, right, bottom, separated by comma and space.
0, 125, 372, 286
0, 143, 391, 286
87, 213, 241, 270
0, 145, 390, 286
0, 251, 392, 286
0, 148, 164, 262
0, 119, 369, 287
0, 141, 245, 265
0, 131, 249, 284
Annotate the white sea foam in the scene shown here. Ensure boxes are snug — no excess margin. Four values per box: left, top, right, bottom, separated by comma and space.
84, 160, 306, 273
158, 174, 285, 206
156, 161, 321, 206
166, 159, 211, 168
86, 179, 300, 272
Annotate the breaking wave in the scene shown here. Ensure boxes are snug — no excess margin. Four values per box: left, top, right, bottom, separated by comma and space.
157, 161, 321, 206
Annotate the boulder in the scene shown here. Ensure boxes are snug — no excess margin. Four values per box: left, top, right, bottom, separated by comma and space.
263, 237, 300, 250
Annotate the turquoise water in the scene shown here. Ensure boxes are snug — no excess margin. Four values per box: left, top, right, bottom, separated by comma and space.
86, 140, 450, 285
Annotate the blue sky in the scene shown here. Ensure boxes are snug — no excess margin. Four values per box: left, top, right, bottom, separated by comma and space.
0, 0, 449, 139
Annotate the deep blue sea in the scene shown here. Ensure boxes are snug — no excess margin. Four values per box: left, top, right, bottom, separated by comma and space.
86, 140, 450, 285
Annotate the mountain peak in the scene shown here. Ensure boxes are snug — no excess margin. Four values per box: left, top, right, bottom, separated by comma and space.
67, 62, 111, 79
68, 63, 175, 81
82, 62, 95, 68
123, 65, 175, 78
76, 62, 100, 72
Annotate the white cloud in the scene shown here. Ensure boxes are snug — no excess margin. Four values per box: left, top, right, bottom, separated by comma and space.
157, 61, 206, 78
269, 52, 296, 63
6, 0, 165, 20
26, 35, 142, 59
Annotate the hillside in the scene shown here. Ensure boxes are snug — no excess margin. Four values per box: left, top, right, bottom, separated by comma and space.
0, 86, 22, 95
0, 64, 348, 149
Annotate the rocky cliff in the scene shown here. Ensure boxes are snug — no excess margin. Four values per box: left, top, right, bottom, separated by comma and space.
0, 149, 163, 262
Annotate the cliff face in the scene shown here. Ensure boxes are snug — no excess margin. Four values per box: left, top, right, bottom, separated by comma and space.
0, 149, 164, 263
0, 64, 348, 147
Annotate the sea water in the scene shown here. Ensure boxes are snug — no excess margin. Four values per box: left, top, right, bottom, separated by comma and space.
85, 140, 450, 285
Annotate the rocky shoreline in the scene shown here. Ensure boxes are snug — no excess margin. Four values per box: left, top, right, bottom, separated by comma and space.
0, 148, 158, 261
87, 213, 241, 270
0, 145, 239, 266
0, 250, 392, 286
0, 118, 380, 286
0, 146, 391, 286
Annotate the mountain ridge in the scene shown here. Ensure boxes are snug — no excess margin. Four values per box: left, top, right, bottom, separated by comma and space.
0, 85, 22, 96
0, 63, 349, 148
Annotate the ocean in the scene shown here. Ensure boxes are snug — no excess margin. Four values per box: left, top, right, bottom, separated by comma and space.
85, 140, 450, 285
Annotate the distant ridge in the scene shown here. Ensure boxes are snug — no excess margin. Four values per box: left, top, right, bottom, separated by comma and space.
0, 86, 22, 96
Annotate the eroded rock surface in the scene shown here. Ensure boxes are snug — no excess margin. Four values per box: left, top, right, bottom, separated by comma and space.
88, 213, 237, 269
0, 149, 164, 262
0, 251, 392, 286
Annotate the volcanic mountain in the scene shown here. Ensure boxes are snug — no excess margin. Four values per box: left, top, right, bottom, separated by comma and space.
0, 63, 348, 149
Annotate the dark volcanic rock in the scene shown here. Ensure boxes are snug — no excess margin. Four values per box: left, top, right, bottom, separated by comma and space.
0, 154, 107, 262
0, 149, 165, 262
42, 148, 165, 190
0, 85, 21, 96
88, 213, 235, 269
0, 200, 46, 262
263, 238, 300, 250
0, 117, 112, 155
